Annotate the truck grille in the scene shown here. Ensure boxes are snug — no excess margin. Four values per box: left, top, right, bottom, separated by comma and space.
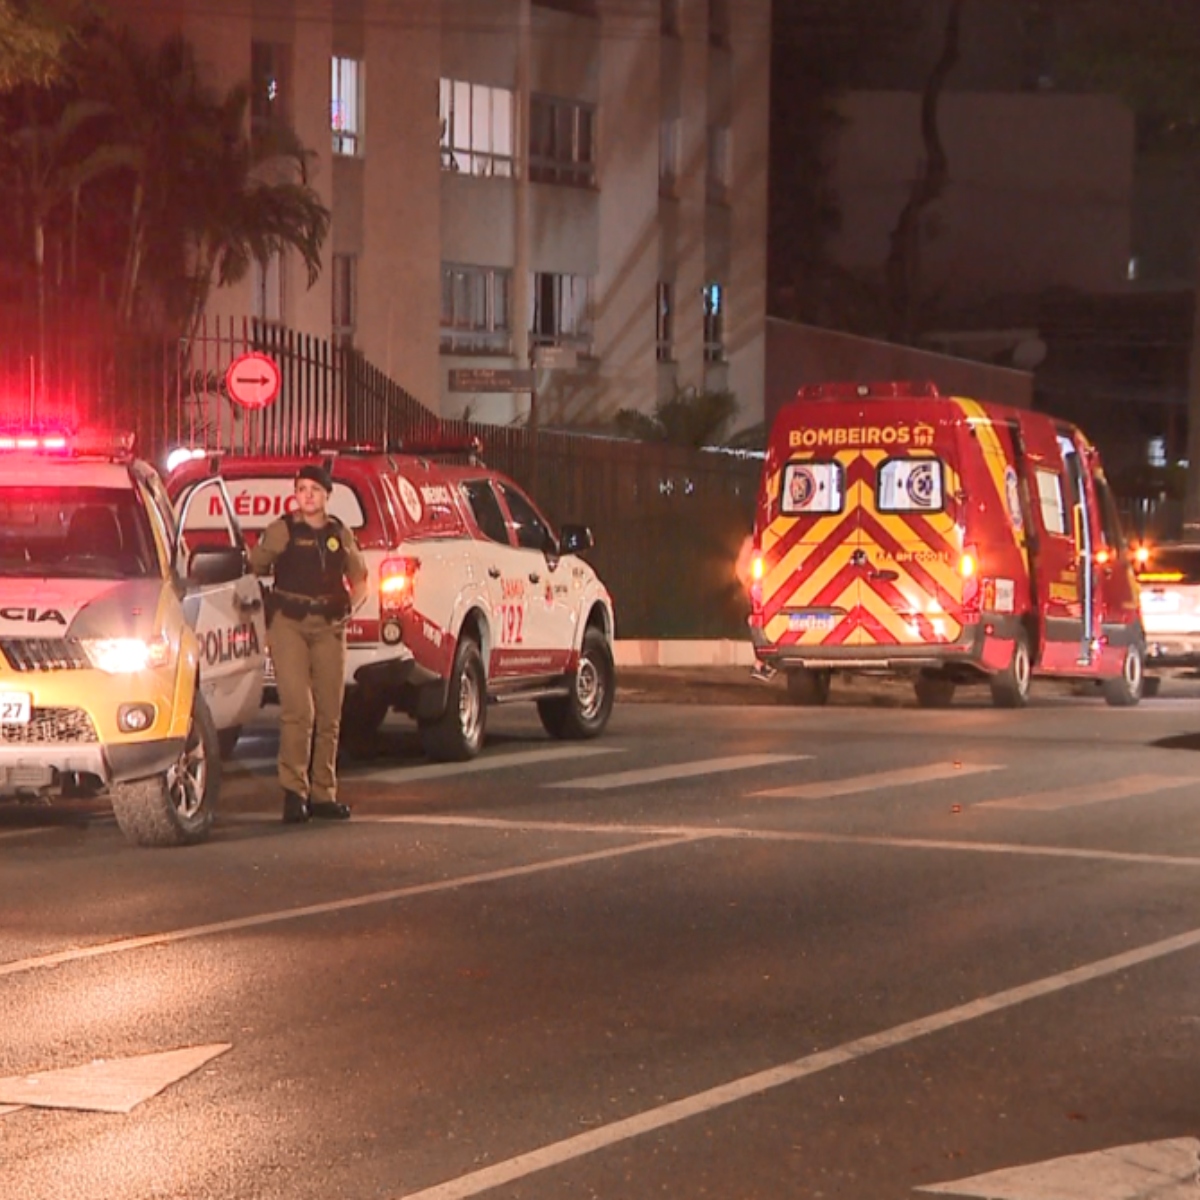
0, 707, 98, 744
1, 638, 89, 672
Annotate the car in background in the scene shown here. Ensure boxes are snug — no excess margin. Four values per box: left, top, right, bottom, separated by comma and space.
1133, 541, 1200, 695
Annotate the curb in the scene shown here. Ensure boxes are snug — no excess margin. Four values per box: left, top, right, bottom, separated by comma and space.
613, 639, 756, 668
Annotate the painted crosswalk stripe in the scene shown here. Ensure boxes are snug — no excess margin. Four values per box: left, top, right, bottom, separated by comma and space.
547, 754, 808, 791
753, 761, 1002, 800
360, 746, 622, 784
977, 773, 1199, 811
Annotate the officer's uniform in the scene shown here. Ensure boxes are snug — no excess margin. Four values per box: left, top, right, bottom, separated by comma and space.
251, 501, 368, 820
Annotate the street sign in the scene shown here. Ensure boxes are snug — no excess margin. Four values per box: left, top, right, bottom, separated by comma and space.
225, 352, 281, 410
534, 345, 577, 370
449, 368, 534, 393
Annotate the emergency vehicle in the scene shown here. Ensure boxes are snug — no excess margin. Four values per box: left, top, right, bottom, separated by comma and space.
0, 429, 265, 845
168, 441, 615, 760
747, 381, 1145, 707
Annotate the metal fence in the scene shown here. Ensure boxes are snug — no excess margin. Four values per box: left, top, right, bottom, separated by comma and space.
0, 316, 760, 639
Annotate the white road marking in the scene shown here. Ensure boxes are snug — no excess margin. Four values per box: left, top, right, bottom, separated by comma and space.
547, 754, 808, 791
978, 774, 1199, 811
392, 927, 1200, 1200
0, 1044, 231, 1114
918, 1137, 1200, 1199
360, 746, 622, 784
0, 835, 700, 980
753, 761, 1002, 800
224, 756, 275, 776
358, 815, 1200, 868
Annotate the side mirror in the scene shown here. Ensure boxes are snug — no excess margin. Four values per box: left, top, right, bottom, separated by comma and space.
559, 524, 595, 556
188, 545, 245, 586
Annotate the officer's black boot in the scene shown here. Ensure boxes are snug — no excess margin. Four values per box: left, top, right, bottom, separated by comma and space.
310, 799, 351, 820
282, 790, 311, 823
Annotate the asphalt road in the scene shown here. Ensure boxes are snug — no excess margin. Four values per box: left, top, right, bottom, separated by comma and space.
3, 671, 1200, 1200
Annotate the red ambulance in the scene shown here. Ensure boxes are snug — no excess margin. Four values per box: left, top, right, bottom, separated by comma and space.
747, 381, 1145, 707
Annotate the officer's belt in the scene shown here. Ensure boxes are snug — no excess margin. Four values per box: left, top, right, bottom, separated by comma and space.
270, 589, 348, 621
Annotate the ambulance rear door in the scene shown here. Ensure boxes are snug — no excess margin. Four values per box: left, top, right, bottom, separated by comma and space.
759, 404, 862, 653
851, 412, 962, 650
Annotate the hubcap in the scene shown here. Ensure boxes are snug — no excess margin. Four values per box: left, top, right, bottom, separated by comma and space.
1014, 643, 1031, 693
168, 719, 207, 820
1125, 647, 1143, 691
575, 654, 603, 720
458, 669, 482, 746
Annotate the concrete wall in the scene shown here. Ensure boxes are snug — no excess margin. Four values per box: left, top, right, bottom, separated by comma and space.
829, 91, 1135, 301
765, 317, 1033, 433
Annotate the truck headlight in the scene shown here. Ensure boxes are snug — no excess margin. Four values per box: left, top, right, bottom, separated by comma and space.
83, 636, 174, 674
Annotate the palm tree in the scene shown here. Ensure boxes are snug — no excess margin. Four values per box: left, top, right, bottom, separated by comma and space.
83, 28, 329, 334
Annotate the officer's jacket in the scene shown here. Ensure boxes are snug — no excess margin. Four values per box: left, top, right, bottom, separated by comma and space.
251, 512, 369, 609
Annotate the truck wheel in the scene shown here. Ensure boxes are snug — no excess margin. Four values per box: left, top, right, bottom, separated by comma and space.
217, 725, 241, 759
914, 674, 956, 708
990, 630, 1032, 708
340, 688, 389, 758
785, 668, 831, 706
539, 628, 615, 740
419, 638, 487, 761
1103, 641, 1144, 707
111, 693, 220, 847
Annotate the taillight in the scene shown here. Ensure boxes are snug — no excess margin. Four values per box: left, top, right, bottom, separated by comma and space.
379, 556, 420, 610
960, 545, 980, 609
749, 551, 764, 611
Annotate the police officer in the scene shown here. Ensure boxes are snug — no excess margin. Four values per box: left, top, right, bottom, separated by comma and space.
250, 464, 369, 823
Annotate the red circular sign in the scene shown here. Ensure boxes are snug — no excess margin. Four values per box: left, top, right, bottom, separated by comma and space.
225, 352, 281, 410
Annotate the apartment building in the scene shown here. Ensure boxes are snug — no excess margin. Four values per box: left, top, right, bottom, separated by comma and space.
105, 0, 771, 432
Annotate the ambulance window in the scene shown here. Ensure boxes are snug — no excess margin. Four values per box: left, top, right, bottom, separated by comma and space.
877, 458, 943, 513
498, 482, 554, 552
1093, 473, 1127, 550
781, 461, 843, 515
461, 479, 509, 545
179, 476, 366, 537
1035, 469, 1067, 535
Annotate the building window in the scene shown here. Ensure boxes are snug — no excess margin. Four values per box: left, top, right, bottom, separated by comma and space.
530, 272, 592, 350
659, 117, 681, 195
332, 254, 357, 346
331, 56, 362, 156
656, 281, 674, 362
439, 79, 514, 177
441, 264, 512, 353
253, 254, 283, 325
251, 42, 288, 132
530, 95, 596, 187
703, 281, 725, 363
707, 123, 731, 200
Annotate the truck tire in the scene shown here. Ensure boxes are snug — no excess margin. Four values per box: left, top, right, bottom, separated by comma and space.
217, 725, 241, 759
914, 674, 956, 708
1103, 641, 1144, 707
539, 628, 615, 740
419, 638, 487, 761
340, 688, 389, 758
990, 629, 1032, 708
785, 667, 831, 706
111, 693, 220, 847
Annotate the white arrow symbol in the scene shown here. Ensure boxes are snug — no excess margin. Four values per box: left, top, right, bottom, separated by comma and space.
0, 1043, 231, 1114
918, 1138, 1200, 1199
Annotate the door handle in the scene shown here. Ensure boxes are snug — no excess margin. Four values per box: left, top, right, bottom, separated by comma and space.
488, 566, 501, 579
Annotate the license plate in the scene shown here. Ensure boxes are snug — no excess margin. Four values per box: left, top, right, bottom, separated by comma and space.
262, 653, 276, 684
1142, 591, 1178, 613
789, 613, 834, 631
0, 692, 31, 725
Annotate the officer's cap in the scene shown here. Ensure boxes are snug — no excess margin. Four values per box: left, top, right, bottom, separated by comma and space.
295, 463, 333, 494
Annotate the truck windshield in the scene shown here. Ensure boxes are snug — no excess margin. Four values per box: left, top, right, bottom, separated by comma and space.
0, 486, 157, 579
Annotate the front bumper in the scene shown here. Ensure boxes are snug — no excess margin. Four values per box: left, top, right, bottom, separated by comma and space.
0, 735, 185, 795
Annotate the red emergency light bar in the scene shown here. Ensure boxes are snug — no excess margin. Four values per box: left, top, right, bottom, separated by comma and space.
307, 434, 485, 460
795, 381, 943, 402
0, 427, 134, 458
